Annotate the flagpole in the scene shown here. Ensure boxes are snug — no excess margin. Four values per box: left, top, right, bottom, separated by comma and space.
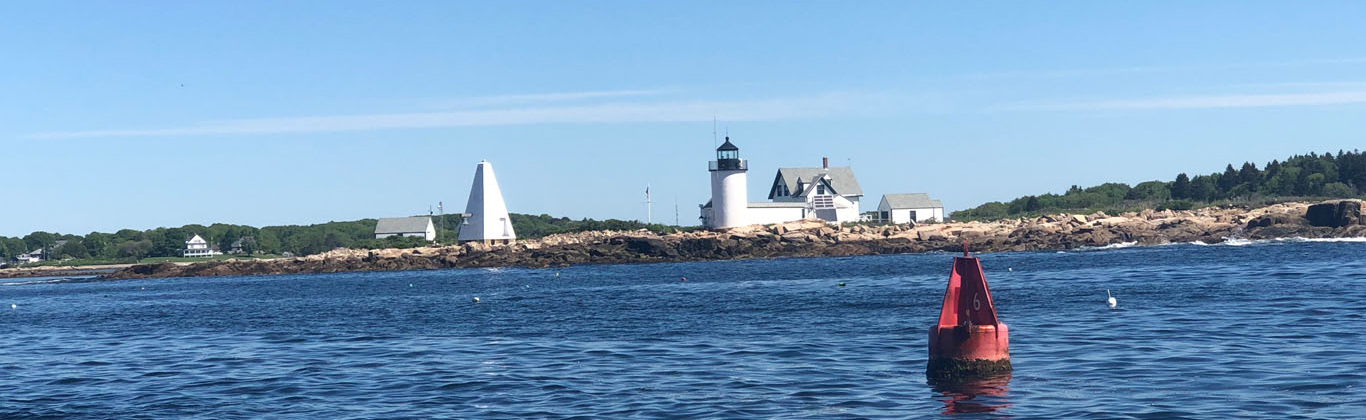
645, 184, 653, 224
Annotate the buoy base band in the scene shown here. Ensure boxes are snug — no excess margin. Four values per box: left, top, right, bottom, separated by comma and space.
926, 357, 1013, 379
928, 324, 1010, 361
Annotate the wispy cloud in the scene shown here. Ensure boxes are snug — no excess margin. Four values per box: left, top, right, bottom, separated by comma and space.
963, 57, 1366, 81
1008, 90, 1366, 111
433, 89, 667, 109
30, 92, 883, 139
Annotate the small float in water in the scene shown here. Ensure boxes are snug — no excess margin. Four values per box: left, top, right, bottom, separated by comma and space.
927, 242, 1011, 378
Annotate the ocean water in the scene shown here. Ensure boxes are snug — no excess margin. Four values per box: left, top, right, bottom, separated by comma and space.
2, 240, 1364, 419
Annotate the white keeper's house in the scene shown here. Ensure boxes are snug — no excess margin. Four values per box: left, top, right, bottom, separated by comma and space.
700, 138, 864, 228
877, 193, 945, 224
374, 216, 436, 241
183, 234, 223, 258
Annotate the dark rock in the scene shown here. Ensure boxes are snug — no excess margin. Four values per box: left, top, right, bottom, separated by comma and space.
1247, 214, 1296, 228
1306, 200, 1363, 228
625, 237, 677, 258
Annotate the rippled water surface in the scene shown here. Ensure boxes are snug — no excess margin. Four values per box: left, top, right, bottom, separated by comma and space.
3, 240, 1365, 418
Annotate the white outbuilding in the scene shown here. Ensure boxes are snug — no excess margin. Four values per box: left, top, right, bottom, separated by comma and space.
878, 193, 945, 224
458, 160, 516, 244
374, 217, 436, 241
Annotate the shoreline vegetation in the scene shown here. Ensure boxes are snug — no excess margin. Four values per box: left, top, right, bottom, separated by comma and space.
95, 199, 1364, 280
952, 150, 1365, 221
3, 149, 1363, 280
0, 215, 683, 275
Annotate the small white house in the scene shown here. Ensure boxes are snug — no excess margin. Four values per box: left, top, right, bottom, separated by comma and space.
375, 216, 436, 241
184, 234, 223, 258
878, 193, 945, 224
14, 248, 43, 264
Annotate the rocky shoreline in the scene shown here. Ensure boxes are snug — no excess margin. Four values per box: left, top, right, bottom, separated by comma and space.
105, 200, 1365, 280
0, 265, 126, 280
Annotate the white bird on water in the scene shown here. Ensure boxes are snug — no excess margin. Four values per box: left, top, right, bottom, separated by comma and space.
1106, 289, 1117, 308
472, 297, 481, 304
9, 304, 15, 310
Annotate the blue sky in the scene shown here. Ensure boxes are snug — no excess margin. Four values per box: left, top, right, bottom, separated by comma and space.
4, 1, 1366, 236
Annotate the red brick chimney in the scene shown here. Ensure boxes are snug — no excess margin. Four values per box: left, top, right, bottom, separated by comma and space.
822, 157, 829, 169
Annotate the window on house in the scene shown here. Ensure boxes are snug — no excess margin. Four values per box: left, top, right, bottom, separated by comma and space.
817, 185, 826, 194
909, 210, 918, 221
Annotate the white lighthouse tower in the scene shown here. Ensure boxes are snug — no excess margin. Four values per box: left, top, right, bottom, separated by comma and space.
709, 137, 748, 228
458, 160, 516, 244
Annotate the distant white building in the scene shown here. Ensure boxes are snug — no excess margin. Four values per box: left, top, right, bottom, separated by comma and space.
374, 217, 436, 241
184, 234, 222, 258
878, 193, 945, 224
14, 248, 43, 264
700, 138, 863, 228
458, 160, 516, 244
228, 236, 255, 254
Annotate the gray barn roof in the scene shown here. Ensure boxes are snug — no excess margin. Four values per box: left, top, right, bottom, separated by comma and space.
770, 167, 863, 199
882, 193, 943, 209
375, 217, 432, 234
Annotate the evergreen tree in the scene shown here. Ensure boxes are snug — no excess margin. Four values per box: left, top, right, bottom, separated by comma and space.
1265, 160, 1282, 179
1189, 176, 1216, 201
1238, 162, 1261, 186
1171, 173, 1191, 199
1219, 164, 1239, 194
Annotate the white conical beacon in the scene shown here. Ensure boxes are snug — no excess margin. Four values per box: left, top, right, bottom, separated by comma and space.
458, 160, 516, 244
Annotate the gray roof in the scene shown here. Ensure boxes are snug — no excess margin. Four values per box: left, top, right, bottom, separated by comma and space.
770, 167, 863, 199
882, 193, 943, 209
748, 202, 809, 208
375, 216, 432, 234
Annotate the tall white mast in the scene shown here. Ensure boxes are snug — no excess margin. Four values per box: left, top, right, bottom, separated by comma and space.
643, 184, 654, 224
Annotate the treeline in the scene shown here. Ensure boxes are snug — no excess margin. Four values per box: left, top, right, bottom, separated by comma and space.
953, 150, 1366, 221
2, 213, 689, 263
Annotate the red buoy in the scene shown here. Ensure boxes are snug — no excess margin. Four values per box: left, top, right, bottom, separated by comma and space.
927, 242, 1011, 378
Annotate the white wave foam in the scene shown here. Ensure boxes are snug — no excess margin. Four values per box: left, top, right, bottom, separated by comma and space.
1186, 236, 1366, 247
1074, 241, 1139, 252
1280, 237, 1366, 243
1057, 236, 1366, 253
1, 278, 73, 286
